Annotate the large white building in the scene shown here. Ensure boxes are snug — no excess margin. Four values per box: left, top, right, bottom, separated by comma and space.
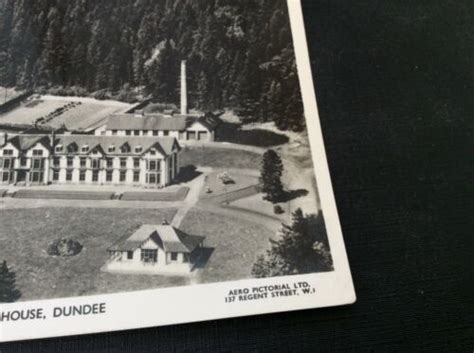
0, 133, 181, 187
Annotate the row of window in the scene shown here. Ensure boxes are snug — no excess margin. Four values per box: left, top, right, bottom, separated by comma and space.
51, 158, 161, 170
54, 144, 157, 155
134, 249, 189, 263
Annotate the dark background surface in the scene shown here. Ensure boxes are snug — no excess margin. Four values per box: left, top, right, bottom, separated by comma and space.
1, 1, 472, 352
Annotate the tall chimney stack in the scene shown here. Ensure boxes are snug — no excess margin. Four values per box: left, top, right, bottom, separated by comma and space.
180, 60, 188, 115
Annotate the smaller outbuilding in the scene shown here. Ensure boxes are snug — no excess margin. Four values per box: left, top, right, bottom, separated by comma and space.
105, 221, 205, 275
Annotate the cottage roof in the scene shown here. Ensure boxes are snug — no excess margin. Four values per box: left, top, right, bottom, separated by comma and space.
108, 224, 205, 254
7, 135, 50, 152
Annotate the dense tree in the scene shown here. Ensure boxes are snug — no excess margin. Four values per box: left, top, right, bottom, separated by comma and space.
260, 149, 285, 202
252, 209, 333, 278
0, 0, 306, 131
0, 260, 21, 303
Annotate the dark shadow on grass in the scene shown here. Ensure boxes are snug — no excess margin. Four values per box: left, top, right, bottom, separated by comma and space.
176, 165, 202, 183
216, 122, 289, 147
193, 247, 215, 270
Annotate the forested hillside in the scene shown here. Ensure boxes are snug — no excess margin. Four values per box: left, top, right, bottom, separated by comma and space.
0, 0, 304, 131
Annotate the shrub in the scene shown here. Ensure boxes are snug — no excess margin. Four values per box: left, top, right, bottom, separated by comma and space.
47, 238, 83, 257
274, 205, 284, 214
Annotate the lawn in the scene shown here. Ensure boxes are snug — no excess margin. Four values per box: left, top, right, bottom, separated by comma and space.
180, 146, 262, 169
180, 209, 274, 283
0, 207, 183, 301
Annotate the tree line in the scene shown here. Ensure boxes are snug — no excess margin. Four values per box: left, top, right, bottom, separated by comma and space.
0, 0, 305, 131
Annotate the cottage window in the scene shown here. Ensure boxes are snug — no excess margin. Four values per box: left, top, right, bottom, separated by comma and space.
135, 147, 142, 153
3, 149, 13, 156
81, 146, 88, 153
163, 131, 169, 136
183, 253, 190, 263
133, 130, 140, 136
121, 145, 131, 153
67, 157, 74, 167
30, 172, 43, 183
55, 146, 63, 153
127, 251, 133, 260
170, 252, 178, 261
149, 150, 156, 156
20, 157, 27, 167
152, 131, 159, 136
141, 249, 157, 263
120, 171, 126, 182
32, 149, 43, 156
133, 158, 140, 168
108, 146, 115, 153
120, 158, 127, 168
80, 157, 87, 168
67, 144, 78, 153
53, 157, 60, 167
53, 171, 59, 181
106, 158, 114, 168
79, 171, 86, 182
112, 130, 118, 136
125, 130, 131, 136
147, 160, 160, 171
91, 159, 100, 169
3, 159, 12, 169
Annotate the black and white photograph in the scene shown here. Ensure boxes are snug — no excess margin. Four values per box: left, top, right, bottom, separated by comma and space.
0, 0, 354, 341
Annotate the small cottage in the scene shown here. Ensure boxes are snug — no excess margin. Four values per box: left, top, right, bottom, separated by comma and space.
105, 222, 205, 274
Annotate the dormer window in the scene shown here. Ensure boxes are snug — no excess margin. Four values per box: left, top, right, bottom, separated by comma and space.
67, 143, 78, 153
81, 145, 89, 153
121, 143, 131, 153
150, 150, 156, 156
55, 145, 63, 153
32, 149, 43, 156
108, 146, 116, 153
3, 149, 13, 156
135, 146, 143, 153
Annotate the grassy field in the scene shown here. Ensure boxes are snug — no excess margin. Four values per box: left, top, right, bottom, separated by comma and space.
180, 209, 274, 283
180, 146, 262, 169
0, 208, 181, 301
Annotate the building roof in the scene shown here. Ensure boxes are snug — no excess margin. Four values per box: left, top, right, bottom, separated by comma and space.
7, 135, 50, 151
104, 113, 221, 132
108, 224, 205, 254
54, 135, 180, 156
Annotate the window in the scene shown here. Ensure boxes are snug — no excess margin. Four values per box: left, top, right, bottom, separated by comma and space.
67, 144, 78, 153
135, 147, 142, 154
141, 249, 157, 263
32, 159, 44, 169
152, 131, 158, 136
66, 170, 73, 181
120, 171, 126, 182
143, 130, 149, 136
92, 171, 99, 182
81, 146, 89, 153
183, 253, 190, 263
133, 171, 140, 182
121, 144, 130, 153
20, 157, 27, 167
163, 131, 169, 136
79, 171, 86, 182
133, 158, 140, 168
91, 159, 100, 169
149, 150, 156, 156
106, 171, 113, 182
127, 251, 133, 260
80, 158, 87, 168
32, 149, 43, 156
146, 173, 160, 185
30, 172, 42, 183
125, 130, 131, 136
3, 149, 13, 156
3, 159, 11, 169
106, 158, 114, 168
112, 130, 118, 136
53, 171, 59, 181
133, 130, 140, 136
170, 252, 178, 261
55, 146, 63, 153
53, 157, 60, 167
147, 160, 160, 171
120, 158, 127, 168
108, 146, 115, 153
2, 172, 10, 182
67, 157, 74, 168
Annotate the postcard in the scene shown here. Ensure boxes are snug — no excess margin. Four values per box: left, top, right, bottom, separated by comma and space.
0, 0, 355, 342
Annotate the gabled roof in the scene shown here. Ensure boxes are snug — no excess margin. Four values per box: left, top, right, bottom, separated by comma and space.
108, 224, 205, 254
7, 135, 50, 152
54, 135, 179, 156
